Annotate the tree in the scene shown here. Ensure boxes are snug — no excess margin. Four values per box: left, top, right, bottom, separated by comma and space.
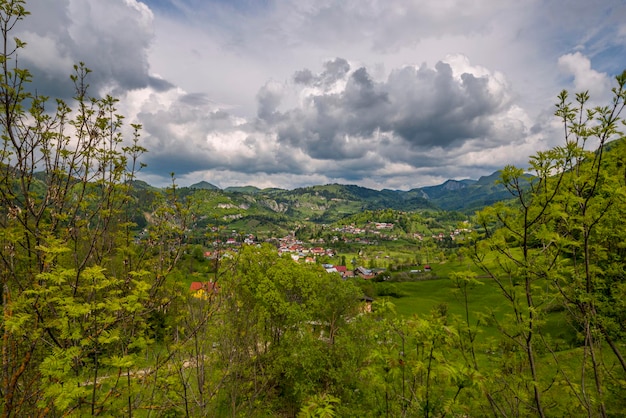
549, 83, 626, 416
466, 70, 626, 416
188, 244, 367, 416
0, 2, 188, 415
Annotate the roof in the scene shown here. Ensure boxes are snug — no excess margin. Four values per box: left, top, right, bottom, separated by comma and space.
190, 281, 219, 293
356, 266, 373, 275
190, 282, 204, 292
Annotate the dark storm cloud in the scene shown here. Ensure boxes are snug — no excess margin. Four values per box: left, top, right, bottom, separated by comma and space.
293, 58, 351, 88
320, 58, 351, 85
293, 69, 314, 85
272, 58, 509, 162
17, 0, 155, 99
146, 151, 215, 176
148, 76, 175, 92
344, 67, 389, 110
137, 91, 282, 177
387, 62, 503, 148
270, 60, 391, 159
256, 82, 283, 121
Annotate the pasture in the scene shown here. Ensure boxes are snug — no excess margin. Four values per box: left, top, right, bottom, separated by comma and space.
379, 268, 577, 348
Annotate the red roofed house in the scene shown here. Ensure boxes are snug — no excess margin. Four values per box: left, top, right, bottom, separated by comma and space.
335, 265, 348, 277
190, 281, 219, 300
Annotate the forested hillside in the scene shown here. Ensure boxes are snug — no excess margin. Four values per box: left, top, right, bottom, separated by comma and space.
128, 174, 523, 237
1, 2, 625, 416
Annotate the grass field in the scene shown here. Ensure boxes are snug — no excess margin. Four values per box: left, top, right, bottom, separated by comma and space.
390, 277, 501, 318
384, 270, 577, 348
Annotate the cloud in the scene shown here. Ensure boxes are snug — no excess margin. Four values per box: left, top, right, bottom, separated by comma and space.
558, 52, 611, 99
18, 0, 154, 97
128, 54, 533, 191
13, 0, 626, 190
256, 81, 284, 121
270, 55, 516, 161
267, 1, 518, 53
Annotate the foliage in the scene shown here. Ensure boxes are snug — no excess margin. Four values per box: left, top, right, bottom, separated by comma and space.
0, 2, 188, 415
2, 1, 626, 416
298, 393, 340, 418
466, 71, 626, 416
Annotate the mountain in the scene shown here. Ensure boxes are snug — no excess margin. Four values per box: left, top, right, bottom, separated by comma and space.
189, 181, 220, 190
414, 171, 517, 212
128, 170, 524, 237
224, 186, 263, 194
128, 179, 158, 191
152, 171, 515, 229
163, 182, 436, 235
243, 183, 436, 224
418, 179, 477, 199
181, 169, 517, 214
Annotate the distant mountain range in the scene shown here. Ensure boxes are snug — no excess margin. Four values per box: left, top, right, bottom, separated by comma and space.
414, 171, 516, 211
20, 138, 624, 233
181, 170, 516, 215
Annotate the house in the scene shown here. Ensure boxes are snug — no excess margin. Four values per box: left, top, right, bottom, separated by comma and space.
334, 265, 348, 277
355, 266, 376, 280
322, 265, 350, 278
374, 222, 393, 229
424, 265, 432, 272
189, 281, 219, 299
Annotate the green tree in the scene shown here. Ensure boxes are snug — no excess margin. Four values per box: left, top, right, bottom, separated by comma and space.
357, 301, 481, 417
0, 2, 188, 415
548, 82, 626, 416
467, 71, 626, 416
197, 244, 367, 416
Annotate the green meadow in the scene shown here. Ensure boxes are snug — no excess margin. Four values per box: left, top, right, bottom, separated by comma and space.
378, 262, 577, 349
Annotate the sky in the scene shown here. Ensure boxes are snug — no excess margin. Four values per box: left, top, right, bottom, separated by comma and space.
16, 0, 626, 190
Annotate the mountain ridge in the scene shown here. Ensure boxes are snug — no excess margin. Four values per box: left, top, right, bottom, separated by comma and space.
181, 170, 512, 213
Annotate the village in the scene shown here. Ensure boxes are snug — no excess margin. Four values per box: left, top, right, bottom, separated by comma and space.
189, 220, 446, 300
